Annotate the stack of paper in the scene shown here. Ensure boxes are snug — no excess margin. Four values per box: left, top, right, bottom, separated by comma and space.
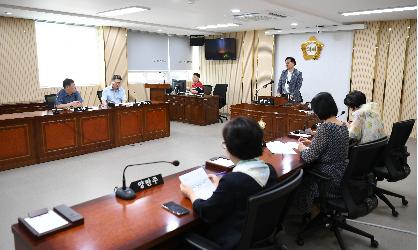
266, 141, 297, 154
210, 158, 234, 168
23, 210, 69, 234
179, 168, 216, 200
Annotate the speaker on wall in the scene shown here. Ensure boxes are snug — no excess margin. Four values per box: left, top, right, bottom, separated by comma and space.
190, 35, 205, 46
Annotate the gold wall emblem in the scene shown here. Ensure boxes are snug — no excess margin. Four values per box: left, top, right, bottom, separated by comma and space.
301, 36, 324, 60
258, 118, 266, 130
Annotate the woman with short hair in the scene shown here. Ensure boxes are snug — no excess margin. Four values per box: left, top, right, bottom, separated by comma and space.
295, 92, 349, 214
344, 90, 386, 144
180, 116, 278, 250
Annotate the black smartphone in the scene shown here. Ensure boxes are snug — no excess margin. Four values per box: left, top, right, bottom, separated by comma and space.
162, 201, 190, 216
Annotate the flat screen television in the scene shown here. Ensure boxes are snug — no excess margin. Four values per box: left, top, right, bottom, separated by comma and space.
205, 38, 236, 60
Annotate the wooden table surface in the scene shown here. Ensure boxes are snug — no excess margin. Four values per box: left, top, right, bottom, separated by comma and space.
11, 137, 304, 250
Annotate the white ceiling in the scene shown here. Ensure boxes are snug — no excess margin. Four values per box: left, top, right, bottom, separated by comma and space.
0, 0, 416, 35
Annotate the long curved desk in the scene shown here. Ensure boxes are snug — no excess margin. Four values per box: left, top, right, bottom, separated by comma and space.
11, 137, 304, 250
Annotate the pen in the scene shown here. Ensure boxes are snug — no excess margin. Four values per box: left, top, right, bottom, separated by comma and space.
216, 171, 228, 176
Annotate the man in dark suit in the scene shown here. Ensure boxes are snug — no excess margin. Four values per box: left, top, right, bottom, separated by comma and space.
277, 57, 303, 103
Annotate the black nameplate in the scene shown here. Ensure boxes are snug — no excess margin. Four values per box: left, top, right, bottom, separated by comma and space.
129, 174, 164, 192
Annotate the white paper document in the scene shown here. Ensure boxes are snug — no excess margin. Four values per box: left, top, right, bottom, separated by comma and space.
179, 168, 216, 200
285, 142, 299, 149
266, 141, 297, 154
289, 132, 311, 138
24, 210, 69, 234
210, 158, 234, 168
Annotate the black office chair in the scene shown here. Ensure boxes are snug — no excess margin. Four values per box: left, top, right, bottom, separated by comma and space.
97, 90, 103, 104
203, 85, 213, 95
373, 119, 415, 217
44, 94, 57, 109
213, 84, 228, 123
297, 139, 388, 249
185, 169, 303, 250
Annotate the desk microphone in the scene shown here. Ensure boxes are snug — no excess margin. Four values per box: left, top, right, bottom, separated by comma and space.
115, 160, 180, 200
336, 111, 346, 118
262, 80, 274, 88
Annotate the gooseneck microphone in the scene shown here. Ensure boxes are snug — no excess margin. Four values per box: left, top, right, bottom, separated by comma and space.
262, 80, 274, 88
115, 160, 180, 200
336, 110, 346, 118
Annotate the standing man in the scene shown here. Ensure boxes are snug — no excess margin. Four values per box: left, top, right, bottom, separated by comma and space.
55, 78, 83, 108
190, 73, 204, 94
101, 75, 126, 105
277, 57, 303, 103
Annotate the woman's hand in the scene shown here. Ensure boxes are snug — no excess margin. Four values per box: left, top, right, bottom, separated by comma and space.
297, 142, 307, 152
207, 174, 220, 188
180, 183, 198, 203
298, 137, 312, 146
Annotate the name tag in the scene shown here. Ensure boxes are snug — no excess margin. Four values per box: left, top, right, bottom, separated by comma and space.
129, 174, 164, 192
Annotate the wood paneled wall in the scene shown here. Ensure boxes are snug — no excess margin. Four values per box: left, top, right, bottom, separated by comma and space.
199, 30, 274, 114
351, 20, 416, 137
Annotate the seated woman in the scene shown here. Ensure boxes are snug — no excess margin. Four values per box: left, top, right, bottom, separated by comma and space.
344, 90, 386, 144
295, 92, 349, 215
180, 117, 278, 250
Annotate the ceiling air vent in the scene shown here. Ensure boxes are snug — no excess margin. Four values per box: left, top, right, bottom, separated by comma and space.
233, 13, 275, 22
268, 12, 287, 18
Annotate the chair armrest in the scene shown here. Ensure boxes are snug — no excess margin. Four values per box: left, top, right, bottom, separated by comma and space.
185, 233, 223, 250
306, 169, 331, 182
306, 169, 331, 210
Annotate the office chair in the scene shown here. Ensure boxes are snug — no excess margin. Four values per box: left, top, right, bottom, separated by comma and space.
185, 169, 303, 250
297, 139, 388, 249
44, 94, 57, 109
213, 84, 228, 123
203, 85, 213, 95
97, 90, 103, 104
373, 119, 415, 217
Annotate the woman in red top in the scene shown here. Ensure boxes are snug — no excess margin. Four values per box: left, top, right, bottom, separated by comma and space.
191, 73, 204, 94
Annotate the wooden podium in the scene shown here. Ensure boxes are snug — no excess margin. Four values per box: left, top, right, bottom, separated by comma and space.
144, 84, 170, 102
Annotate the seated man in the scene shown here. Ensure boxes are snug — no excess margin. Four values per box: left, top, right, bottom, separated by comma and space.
55, 78, 83, 109
101, 75, 126, 105
190, 73, 204, 94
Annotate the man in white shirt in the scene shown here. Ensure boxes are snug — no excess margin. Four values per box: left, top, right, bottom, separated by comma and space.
277, 57, 303, 103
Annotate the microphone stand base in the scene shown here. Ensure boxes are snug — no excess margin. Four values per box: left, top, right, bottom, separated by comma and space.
115, 187, 136, 200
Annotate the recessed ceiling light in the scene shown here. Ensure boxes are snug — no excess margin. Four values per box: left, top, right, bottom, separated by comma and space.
196, 23, 239, 30
291, 22, 298, 26
97, 6, 150, 17
157, 29, 163, 32
341, 6, 417, 16
231, 9, 240, 13
5, 12, 12, 15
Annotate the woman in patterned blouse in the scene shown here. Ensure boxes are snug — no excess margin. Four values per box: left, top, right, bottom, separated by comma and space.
344, 90, 386, 144
294, 92, 349, 214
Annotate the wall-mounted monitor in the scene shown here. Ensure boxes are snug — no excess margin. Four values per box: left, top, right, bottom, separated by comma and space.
205, 38, 236, 60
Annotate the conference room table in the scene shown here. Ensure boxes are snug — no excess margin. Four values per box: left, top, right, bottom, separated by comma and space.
11, 137, 305, 250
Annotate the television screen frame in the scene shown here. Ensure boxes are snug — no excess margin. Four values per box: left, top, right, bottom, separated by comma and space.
205, 38, 237, 60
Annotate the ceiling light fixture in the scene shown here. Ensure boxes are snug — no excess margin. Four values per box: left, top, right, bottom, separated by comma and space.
5, 12, 12, 15
341, 6, 417, 16
231, 9, 241, 13
97, 6, 150, 17
291, 22, 298, 26
157, 29, 163, 32
197, 23, 239, 30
